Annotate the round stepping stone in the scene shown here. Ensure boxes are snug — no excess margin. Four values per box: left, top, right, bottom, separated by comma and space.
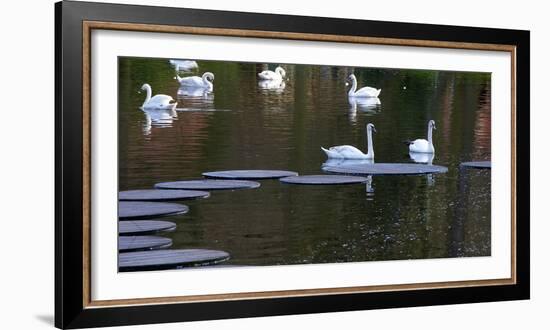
203, 170, 298, 180
460, 161, 491, 169
119, 201, 188, 220
118, 236, 173, 252
279, 174, 368, 185
119, 220, 177, 236
119, 189, 210, 201
155, 179, 260, 191
119, 249, 231, 272
322, 163, 448, 176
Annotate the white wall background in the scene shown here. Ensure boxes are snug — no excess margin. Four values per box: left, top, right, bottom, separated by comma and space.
0, 0, 546, 329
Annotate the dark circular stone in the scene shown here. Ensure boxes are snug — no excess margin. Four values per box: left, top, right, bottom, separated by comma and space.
119, 249, 231, 272
460, 161, 491, 169
203, 170, 298, 180
155, 179, 260, 190
119, 201, 188, 220
323, 163, 448, 175
118, 236, 173, 252
119, 189, 210, 201
119, 220, 177, 236
279, 174, 368, 185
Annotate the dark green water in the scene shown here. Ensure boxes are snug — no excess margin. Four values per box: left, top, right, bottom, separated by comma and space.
119, 57, 491, 266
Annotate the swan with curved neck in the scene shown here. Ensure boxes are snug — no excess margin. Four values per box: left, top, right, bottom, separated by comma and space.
321, 123, 376, 159
140, 83, 177, 110
347, 74, 381, 98
175, 72, 214, 90
405, 120, 436, 153
258, 66, 286, 81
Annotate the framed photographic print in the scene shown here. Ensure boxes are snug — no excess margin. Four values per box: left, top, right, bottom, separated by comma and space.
55, 0, 530, 328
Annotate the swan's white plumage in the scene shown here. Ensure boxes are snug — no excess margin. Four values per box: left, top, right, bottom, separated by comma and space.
407, 120, 436, 154
321, 146, 369, 159
353, 86, 381, 98
176, 72, 214, 89
408, 139, 433, 153
347, 74, 381, 98
322, 123, 376, 159
141, 84, 177, 110
258, 66, 286, 81
169, 59, 198, 71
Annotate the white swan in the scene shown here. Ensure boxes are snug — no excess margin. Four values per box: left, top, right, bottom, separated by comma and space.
169, 59, 198, 71
347, 74, 381, 98
140, 83, 177, 110
175, 72, 214, 89
405, 120, 436, 154
321, 123, 376, 159
258, 66, 286, 81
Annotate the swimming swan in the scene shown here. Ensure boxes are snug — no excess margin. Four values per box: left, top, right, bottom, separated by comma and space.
140, 83, 177, 110
347, 74, 381, 98
175, 72, 214, 89
258, 66, 286, 81
169, 59, 198, 71
405, 120, 436, 154
321, 123, 376, 159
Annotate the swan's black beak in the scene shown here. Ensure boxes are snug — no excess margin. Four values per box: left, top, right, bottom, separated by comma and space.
372, 127, 377, 133
433, 125, 437, 130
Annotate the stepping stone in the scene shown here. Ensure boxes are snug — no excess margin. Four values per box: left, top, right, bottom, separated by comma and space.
155, 179, 260, 191
119, 201, 188, 220
119, 220, 176, 236
119, 249, 231, 272
203, 170, 298, 180
322, 163, 448, 176
118, 236, 173, 252
460, 161, 491, 169
119, 189, 210, 201
279, 174, 368, 185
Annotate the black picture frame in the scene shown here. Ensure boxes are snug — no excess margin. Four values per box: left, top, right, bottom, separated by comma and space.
55, 1, 530, 328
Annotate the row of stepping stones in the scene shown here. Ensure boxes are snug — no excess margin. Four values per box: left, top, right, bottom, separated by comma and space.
118, 171, 299, 271
118, 163, 489, 271
118, 189, 225, 271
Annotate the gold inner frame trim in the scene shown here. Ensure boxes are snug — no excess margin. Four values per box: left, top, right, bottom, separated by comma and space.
82, 20, 517, 309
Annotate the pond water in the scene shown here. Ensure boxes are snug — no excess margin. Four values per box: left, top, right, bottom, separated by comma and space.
119, 58, 491, 266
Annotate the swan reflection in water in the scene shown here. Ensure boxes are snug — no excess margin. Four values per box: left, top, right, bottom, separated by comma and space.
176, 86, 215, 111
409, 152, 434, 165
322, 159, 374, 195
257, 80, 286, 94
141, 108, 178, 136
348, 97, 381, 123
408, 152, 436, 186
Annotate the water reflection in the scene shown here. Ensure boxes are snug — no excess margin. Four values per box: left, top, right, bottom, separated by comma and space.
141, 108, 178, 135
322, 159, 375, 195
348, 97, 381, 122
322, 158, 374, 167
176, 86, 215, 111
409, 152, 434, 165
119, 58, 492, 266
258, 80, 286, 93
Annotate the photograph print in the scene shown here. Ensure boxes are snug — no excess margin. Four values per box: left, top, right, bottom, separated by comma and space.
118, 57, 491, 272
